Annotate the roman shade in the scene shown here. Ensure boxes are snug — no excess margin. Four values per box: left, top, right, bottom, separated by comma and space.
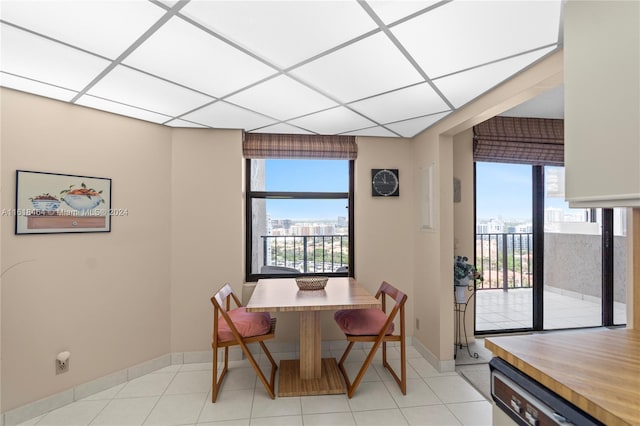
473, 116, 564, 166
243, 133, 357, 159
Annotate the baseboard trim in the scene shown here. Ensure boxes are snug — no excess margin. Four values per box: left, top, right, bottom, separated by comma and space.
411, 337, 456, 373
2, 340, 448, 425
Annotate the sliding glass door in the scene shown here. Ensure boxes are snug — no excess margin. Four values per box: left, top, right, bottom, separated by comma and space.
474, 163, 626, 334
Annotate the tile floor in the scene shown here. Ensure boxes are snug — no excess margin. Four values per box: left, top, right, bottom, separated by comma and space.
475, 287, 627, 331
16, 346, 492, 426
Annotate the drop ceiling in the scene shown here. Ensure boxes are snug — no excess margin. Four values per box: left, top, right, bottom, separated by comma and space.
0, 0, 564, 138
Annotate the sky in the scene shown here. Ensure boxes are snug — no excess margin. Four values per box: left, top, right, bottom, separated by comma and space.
476, 162, 571, 221
264, 159, 348, 220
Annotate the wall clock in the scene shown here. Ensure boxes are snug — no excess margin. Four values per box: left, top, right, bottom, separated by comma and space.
371, 169, 399, 197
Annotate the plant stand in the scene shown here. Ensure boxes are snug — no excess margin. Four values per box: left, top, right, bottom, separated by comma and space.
454, 287, 479, 360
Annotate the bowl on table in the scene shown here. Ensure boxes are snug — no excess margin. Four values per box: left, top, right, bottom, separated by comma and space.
295, 276, 329, 291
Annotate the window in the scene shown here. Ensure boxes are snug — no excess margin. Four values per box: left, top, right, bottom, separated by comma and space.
245, 158, 354, 282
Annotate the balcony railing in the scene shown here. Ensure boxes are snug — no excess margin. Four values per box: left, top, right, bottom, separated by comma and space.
262, 234, 348, 273
476, 232, 533, 290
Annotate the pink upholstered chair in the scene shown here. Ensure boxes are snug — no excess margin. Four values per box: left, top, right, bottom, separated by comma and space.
211, 283, 277, 402
334, 281, 407, 398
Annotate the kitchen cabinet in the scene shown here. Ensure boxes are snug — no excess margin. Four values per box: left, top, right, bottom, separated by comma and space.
564, 1, 640, 207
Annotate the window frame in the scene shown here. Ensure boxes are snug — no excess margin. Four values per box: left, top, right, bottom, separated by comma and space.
245, 158, 354, 282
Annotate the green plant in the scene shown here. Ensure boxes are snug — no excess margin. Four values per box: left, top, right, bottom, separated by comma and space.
454, 256, 482, 286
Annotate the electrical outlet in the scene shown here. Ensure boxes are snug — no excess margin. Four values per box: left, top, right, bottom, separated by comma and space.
416, 318, 420, 330
56, 359, 69, 374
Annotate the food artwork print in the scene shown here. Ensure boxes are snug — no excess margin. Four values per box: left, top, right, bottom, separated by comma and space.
15, 170, 112, 234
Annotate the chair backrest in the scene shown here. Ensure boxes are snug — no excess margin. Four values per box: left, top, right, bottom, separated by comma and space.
211, 283, 243, 343
376, 281, 407, 336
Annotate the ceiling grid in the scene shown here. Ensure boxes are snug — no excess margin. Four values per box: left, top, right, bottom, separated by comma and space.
0, 0, 564, 138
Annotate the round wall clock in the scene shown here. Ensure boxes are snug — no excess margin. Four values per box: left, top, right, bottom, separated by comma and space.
371, 169, 399, 197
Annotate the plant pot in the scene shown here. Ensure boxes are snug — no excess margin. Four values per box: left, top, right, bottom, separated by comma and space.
454, 285, 467, 303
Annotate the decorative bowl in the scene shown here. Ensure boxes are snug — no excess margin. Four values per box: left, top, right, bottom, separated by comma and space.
62, 194, 102, 212
31, 199, 61, 214
295, 276, 329, 291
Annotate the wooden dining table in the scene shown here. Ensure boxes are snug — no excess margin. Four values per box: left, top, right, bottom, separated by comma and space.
246, 277, 381, 397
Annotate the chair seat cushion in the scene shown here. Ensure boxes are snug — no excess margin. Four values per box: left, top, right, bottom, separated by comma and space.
334, 308, 394, 336
217, 307, 272, 342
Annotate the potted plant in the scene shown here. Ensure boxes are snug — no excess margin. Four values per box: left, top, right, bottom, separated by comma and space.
454, 256, 482, 303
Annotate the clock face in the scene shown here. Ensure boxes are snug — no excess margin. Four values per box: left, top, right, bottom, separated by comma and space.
371, 169, 399, 197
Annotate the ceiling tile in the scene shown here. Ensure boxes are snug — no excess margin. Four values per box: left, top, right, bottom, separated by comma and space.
385, 112, 451, 137
226, 75, 338, 121
180, 0, 377, 68
76, 95, 173, 124
501, 85, 564, 119
250, 123, 314, 135
123, 17, 277, 98
434, 47, 556, 109
0, 73, 77, 102
181, 101, 277, 130
290, 32, 423, 103
86, 65, 214, 117
349, 82, 449, 124
286, 107, 376, 135
0, 0, 165, 59
342, 126, 397, 137
366, 1, 440, 25
164, 119, 208, 128
392, 0, 562, 78
0, 24, 110, 91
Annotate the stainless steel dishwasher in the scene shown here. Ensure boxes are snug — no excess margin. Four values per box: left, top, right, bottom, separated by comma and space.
489, 357, 603, 426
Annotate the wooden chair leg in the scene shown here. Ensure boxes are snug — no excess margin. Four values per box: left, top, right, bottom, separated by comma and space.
239, 341, 277, 399
339, 340, 385, 398
212, 346, 229, 403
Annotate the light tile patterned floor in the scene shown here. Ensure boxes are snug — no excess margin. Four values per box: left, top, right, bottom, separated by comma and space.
16, 346, 492, 426
476, 287, 627, 332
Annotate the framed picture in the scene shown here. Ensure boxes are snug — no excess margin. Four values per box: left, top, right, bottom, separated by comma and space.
15, 170, 112, 234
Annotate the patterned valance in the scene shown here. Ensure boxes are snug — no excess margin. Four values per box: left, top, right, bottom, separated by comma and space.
473, 116, 564, 166
243, 133, 357, 159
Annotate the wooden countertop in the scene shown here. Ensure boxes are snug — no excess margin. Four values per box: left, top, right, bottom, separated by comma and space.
485, 328, 640, 425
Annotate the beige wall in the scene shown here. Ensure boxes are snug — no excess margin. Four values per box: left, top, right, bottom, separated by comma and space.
453, 129, 476, 339
351, 136, 415, 340
170, 128, 244, 352
0, 89, 172, 411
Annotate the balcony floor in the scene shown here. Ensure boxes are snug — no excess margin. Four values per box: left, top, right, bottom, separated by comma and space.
475, 287, 627, 332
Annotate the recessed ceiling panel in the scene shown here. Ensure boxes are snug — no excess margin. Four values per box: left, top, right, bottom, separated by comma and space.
226, 75, 338, 122
87, 65, 214, 117
501, 85, 564, 119
349, 82, 449, 124
0, 1, 165, 59
392, 0, 562, 78
342, 126, 397, 137
181, 101, 277, 130
0, 73, 77, 102
164, 118, 208, 128
0, 24, 110, 91
287, 107, 376, 135
180, 1, 377, 68
366, 1, 440, 25
123, 17, 277, 98
76, 95, 173, 124
290, 32, 423, 103
434, 47, 556, 108
251, 123, 314, 135
385, 112, 451, 137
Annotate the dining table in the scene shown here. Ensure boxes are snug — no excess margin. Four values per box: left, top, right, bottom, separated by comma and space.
245, 277, 381, 397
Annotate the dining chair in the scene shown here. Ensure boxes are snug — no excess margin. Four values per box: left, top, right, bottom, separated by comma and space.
211, 283, 278, 402
334, 281, 407, 398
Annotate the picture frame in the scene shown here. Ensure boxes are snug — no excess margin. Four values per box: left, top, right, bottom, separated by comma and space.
15, 170, 112, 234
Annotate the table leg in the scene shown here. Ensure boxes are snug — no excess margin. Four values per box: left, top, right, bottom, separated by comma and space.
300, 310, 321, 379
